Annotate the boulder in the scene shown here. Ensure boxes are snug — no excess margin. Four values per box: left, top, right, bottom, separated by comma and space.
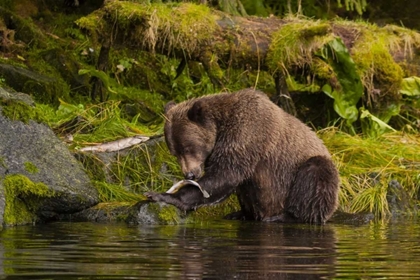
387, 179, 418, 217
60, 201, 185, 225
125, 201, 185, 225
0, 88, 99, 227
0, 63, 69, 104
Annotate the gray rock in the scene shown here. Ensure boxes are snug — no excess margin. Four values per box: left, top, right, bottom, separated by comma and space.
0, 90, 99, 226
61, 200, 185, 225
0, 87, 34, 106
387, 179, 418, 217
329, 210, 375, 225
59, 202, 132, 223
0, 63, 69, 104
126, 201, 185, 225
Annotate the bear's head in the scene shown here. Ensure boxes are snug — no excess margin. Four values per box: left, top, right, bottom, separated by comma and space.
164, 99, 217, 180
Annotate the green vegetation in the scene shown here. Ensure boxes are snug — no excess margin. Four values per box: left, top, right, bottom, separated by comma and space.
153, 203, 182, 225
268, 17, 334, 71
187, 195, 241, 222
321, 129, 420, 218
94, 181, 144, 202
39, 100, 161, 146
1, 1, 420, 222
0, 98, 44, 124
0, 157, 6, 169
266, 16, 420, 135
24, 162, 38, 174
76, 1, 218, 55
3, 174, 55, 226
219, 0, 368, 18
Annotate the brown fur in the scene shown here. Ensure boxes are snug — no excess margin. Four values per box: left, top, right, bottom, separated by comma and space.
145, 89, 339, 224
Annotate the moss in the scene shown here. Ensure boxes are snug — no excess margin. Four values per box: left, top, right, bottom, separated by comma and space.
267, 17, 334, 72
200, 50, 224, 85
311, 57, 335, 81
3, 174, 55, 226
0, 7, 46, 48
186, 195, 240, 222
351, 24, 404, 113
23, 60, 71, 105
0, 0, 13, 10
154, 203, 181, 225
90, 201, 134, 222
0, 98, 45, 124
112, 50, 172, 101
24, 162, 38, 174
76, 2, 219, 55
0, 157, 6, 169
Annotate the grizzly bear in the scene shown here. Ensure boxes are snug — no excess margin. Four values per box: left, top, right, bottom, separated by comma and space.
145, 88, 339, 224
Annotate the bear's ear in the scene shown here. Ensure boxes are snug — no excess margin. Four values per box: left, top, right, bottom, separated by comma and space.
164, 101, 176, 114
187, 99, 206, 124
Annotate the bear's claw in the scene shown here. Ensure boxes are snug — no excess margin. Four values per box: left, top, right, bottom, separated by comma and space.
144, 191, 161, 202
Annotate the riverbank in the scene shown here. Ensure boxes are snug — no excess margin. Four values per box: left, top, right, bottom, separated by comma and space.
0, 1, 419, 227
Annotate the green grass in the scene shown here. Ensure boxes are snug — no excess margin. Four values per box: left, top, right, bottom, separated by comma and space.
94, 181, 144, 202
320, 128, 420, 218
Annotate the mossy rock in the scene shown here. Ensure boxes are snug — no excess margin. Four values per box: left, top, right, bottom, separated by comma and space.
0, 64, 70, 105
387, 180, 418, 217
329, 210, 374, 225
0, 96, 99, 226
0, 86, 46, 124
0, 87, 34, 106
62, 200, 185, 225
59, 202, 134, 223
0, 6, 46, 48
40, 48, 91, 97
125, 201, 185, 225
2, 174, 54, 226
76, 2, 219, 56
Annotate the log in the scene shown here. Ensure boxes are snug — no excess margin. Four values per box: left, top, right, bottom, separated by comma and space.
76, 2, 419, 78
76, 2, 420, 119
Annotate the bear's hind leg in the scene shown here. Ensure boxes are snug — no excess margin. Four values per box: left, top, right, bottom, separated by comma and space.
224, 210, 247, 220
285, 156, 339, 224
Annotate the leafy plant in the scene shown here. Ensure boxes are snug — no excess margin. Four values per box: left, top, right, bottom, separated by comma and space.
360, 107, 397, 137
317, 37, 364, 130
400, 77, 420, 97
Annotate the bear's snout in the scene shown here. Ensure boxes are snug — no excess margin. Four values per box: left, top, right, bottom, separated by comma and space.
185, 172, 196, 180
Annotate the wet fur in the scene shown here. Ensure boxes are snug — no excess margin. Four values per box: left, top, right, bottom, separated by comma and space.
145, 89, 339, 224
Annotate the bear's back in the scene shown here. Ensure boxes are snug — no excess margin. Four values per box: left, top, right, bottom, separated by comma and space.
226, 89, 331, 161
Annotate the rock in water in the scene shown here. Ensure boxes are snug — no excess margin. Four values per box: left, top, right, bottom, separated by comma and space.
0, 90, 99, 226
125, 201, 184, 225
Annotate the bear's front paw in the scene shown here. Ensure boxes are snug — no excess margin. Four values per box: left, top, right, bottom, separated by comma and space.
144, 191, 163, 202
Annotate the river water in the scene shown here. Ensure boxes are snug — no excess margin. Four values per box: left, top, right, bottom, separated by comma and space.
0, 219, 419, 279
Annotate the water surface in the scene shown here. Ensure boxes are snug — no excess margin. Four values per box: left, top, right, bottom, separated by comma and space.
1, 219, 420, 279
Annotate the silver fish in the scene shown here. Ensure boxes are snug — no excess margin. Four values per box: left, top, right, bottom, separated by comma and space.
166, 179, 210, 198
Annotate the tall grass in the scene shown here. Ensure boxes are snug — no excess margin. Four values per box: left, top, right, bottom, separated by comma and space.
321, 128, 420, 217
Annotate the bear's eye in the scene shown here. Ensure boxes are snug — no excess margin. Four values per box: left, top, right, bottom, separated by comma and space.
183, 147, 192, 154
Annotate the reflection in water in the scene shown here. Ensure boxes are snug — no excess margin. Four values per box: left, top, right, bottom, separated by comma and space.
174, 223, 337, 279
0, 219, 419, 279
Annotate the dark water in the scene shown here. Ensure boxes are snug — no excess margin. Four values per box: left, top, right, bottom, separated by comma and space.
0, 219, 420, 279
